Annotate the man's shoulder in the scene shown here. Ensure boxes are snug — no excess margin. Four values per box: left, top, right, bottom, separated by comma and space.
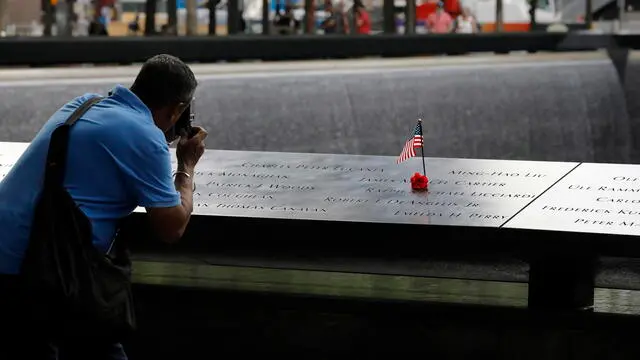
75, 95, 167, 157
94, 97, 163, 140
58, 93, 102, 113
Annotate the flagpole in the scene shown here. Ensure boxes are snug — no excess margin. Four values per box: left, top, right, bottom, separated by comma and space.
418, 118, 426, 175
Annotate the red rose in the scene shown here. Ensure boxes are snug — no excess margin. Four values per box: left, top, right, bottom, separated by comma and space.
410, 172, 429, 190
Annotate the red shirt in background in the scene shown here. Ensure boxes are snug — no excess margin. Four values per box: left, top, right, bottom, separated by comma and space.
426, 11, 453, 33
416, 2, 437, 21
417, 0, 460, 24
444, 0, 461, 17
356, 9, 371, 34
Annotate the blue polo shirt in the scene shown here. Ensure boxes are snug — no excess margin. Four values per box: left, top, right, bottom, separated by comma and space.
0, 85, 181, 274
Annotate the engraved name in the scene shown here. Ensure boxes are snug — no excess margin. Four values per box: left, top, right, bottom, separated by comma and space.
449, 170, 545, 178
568, 184, 640, 192
613, 176, 639, 182
324, 197, 370, 203
394, 210, 443, 217
360, 177, 454, 185
596, 197, 640, 203
365, 187, 406, 194
597, 186, 640, 192
241, 162, 384, 173
468, 213, 507, 220
574, 219, 640, 227
542, 205, 611, 214
205, 181, 315, 191
198, 203, 327, 212
383, 199, 460, 207
541, 205, 640, 216
196, 192, 275, 200
359, 177, 400, 183
454, 181, 506, 187
470, 191, 535, 198
430, 191, 466, 196
196, 171, 289, 179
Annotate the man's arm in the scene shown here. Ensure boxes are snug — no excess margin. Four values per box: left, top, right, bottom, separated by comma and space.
124, 128, 206, 244
145, 164, 194, 244
146, 127, 207, 243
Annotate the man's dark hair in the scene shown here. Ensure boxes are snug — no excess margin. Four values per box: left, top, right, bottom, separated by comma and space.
130, 54, 197, 110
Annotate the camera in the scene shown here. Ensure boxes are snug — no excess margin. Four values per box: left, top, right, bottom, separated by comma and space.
165, 101, 195, 143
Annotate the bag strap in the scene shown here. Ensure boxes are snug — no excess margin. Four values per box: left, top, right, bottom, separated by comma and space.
44, 96, 104, 188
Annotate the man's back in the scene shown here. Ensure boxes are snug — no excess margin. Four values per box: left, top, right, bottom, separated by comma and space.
0, 85, 180, 275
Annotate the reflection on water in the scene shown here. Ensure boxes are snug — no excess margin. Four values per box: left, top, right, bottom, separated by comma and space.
133, 261, 640, 314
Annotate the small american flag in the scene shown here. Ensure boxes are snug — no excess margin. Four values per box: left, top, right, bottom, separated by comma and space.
396, 120, 424, 164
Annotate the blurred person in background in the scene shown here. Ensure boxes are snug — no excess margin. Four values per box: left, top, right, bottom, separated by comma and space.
273, 2, 299, 35
426, 1, 453, 33
453, 7, 477, 33
352, 0, 370, 34
128, 12, 141, 35
88, 11, 109, 35
74, 0, 92, 36
100, 4, 112, 27
321, 0, 348, 34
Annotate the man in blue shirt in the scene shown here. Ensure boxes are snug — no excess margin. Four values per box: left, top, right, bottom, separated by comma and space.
0, 54, 208, 359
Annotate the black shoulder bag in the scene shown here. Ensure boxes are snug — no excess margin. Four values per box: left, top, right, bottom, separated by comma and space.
19, 96, 136, 342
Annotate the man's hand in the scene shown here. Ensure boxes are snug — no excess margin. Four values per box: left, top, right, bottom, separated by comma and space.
146, 126, 207, 244
176, 126, 208, 171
